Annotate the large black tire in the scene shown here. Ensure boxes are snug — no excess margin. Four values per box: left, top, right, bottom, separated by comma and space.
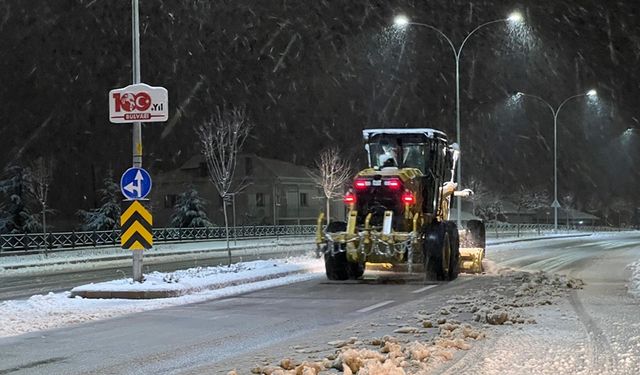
444, 221, 460, 281
466, 220, 486, 249
422, 222, 451, 281
349, 261, 365, 279
323, 221, 364, 280
325, 250, 350, 280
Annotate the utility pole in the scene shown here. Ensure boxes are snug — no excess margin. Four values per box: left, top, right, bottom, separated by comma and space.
131, 0, 143, 282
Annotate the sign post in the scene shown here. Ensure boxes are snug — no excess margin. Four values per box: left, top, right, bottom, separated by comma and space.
108, 0, 167, 282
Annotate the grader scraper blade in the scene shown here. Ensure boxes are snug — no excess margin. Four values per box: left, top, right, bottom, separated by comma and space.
459, 247, 484, 273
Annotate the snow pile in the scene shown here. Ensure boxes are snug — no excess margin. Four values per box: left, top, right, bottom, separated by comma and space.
628, 259, 640, 297
0, 257, 323, 338
71, 258, 320, 294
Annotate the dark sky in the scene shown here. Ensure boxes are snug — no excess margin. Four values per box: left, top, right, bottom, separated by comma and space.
0, 0, 639, 227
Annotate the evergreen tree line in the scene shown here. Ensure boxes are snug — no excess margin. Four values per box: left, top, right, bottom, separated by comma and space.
0, 164, 213, 234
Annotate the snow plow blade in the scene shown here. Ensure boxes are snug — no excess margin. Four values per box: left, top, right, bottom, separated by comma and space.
458, 219, 486, 273
459, 247, 484, 273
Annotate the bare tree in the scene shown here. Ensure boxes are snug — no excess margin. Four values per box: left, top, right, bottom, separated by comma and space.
29, 157, 54, 255
512, 185, 549, 236
466, 177, 490, 217
309, 147, 352, 225
197, 106, 252, 265
611, 197, 633, 228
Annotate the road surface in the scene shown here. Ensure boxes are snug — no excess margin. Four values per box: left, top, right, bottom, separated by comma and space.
0, 232, 638, 374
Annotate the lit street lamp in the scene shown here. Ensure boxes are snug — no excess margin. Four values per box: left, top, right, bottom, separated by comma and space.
513, 89, 598, 230
394, 12, 523, 226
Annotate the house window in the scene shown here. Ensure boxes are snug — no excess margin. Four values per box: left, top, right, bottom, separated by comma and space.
164, 194, 178, 208
199, 162, 208, 177
245, 157, 253, 176
300, 192, 308, 207
256, 193, 265, 207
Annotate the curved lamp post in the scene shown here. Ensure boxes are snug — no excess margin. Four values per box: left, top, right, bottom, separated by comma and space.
514, 89, 598, 230
394, 12, 523, 226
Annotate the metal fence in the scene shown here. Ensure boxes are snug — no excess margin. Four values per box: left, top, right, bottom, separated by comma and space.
0, 223, 627, 255
0, 225, 317, 255
483, 222, 622, 235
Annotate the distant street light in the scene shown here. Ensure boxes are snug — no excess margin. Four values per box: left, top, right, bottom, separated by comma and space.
394, 12, 524, 227
513, 89, 598, 230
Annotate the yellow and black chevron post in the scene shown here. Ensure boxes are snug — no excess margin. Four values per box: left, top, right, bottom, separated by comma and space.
120, 200, 153, 250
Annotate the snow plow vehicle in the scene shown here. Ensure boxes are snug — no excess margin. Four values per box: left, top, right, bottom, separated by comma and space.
315, 128, 486, 281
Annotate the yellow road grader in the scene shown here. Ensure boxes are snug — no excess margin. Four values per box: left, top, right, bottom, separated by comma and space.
316, 128, 485, 281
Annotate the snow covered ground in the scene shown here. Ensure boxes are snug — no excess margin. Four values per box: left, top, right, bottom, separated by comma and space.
0, 256, 324, 338
233, 269, 587, 375
628, 259, 640, 297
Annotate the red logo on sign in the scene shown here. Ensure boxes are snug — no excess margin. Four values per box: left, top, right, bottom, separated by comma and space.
112, 92, 152, 113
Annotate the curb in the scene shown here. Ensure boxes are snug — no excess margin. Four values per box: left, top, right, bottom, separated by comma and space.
487, 233, 592, 246
69, 269, 307, 299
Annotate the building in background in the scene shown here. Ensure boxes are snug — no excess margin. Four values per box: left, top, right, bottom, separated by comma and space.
151, 154, 346, 227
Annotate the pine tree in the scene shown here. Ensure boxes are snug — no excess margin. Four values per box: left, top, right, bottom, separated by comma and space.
170, 187, 212, 228
77, 172, 121, 231
0, 165, 41, 234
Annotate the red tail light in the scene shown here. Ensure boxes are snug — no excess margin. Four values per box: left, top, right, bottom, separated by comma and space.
401, 192, 415, 205
354, 178, 369, 190
343, 192, 356, 204
384, 178, 402, 190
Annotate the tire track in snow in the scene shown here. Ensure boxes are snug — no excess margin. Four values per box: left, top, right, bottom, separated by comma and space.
569, 291, 615, 374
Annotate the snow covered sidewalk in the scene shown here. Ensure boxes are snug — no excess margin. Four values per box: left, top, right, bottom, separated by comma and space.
0, 257, 324, 338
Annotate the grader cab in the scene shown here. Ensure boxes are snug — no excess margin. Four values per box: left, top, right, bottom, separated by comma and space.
316, 128, 486, 281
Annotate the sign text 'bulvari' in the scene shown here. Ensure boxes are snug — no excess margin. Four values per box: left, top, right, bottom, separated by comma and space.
109, 83, 168, 123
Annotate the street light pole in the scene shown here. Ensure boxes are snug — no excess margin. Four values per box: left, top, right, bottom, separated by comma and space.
394, 13, 523, 227
515, 90, 597, 230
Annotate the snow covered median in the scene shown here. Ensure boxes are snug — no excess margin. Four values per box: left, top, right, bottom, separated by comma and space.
0, 257, 323, 338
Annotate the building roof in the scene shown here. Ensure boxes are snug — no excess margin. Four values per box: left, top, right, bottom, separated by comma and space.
556, 207, 599, 220
178, 153, 312, 180
255, 156, 312, 179
500, 200, 538, 215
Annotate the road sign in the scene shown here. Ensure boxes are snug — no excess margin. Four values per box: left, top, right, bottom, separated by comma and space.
121, 201, 153, 250
120, 167, 152, 200
109, 83, 168, 123
551, 200, 561, 208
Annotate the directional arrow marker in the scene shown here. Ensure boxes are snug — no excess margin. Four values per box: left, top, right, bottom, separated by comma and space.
124, 181, 140, 196
120, 200, 153, 250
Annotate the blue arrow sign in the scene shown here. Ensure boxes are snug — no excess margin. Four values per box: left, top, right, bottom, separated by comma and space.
120, 167, 152, 200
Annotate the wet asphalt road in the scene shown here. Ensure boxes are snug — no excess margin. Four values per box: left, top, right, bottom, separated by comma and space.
1, 233, 639, 374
